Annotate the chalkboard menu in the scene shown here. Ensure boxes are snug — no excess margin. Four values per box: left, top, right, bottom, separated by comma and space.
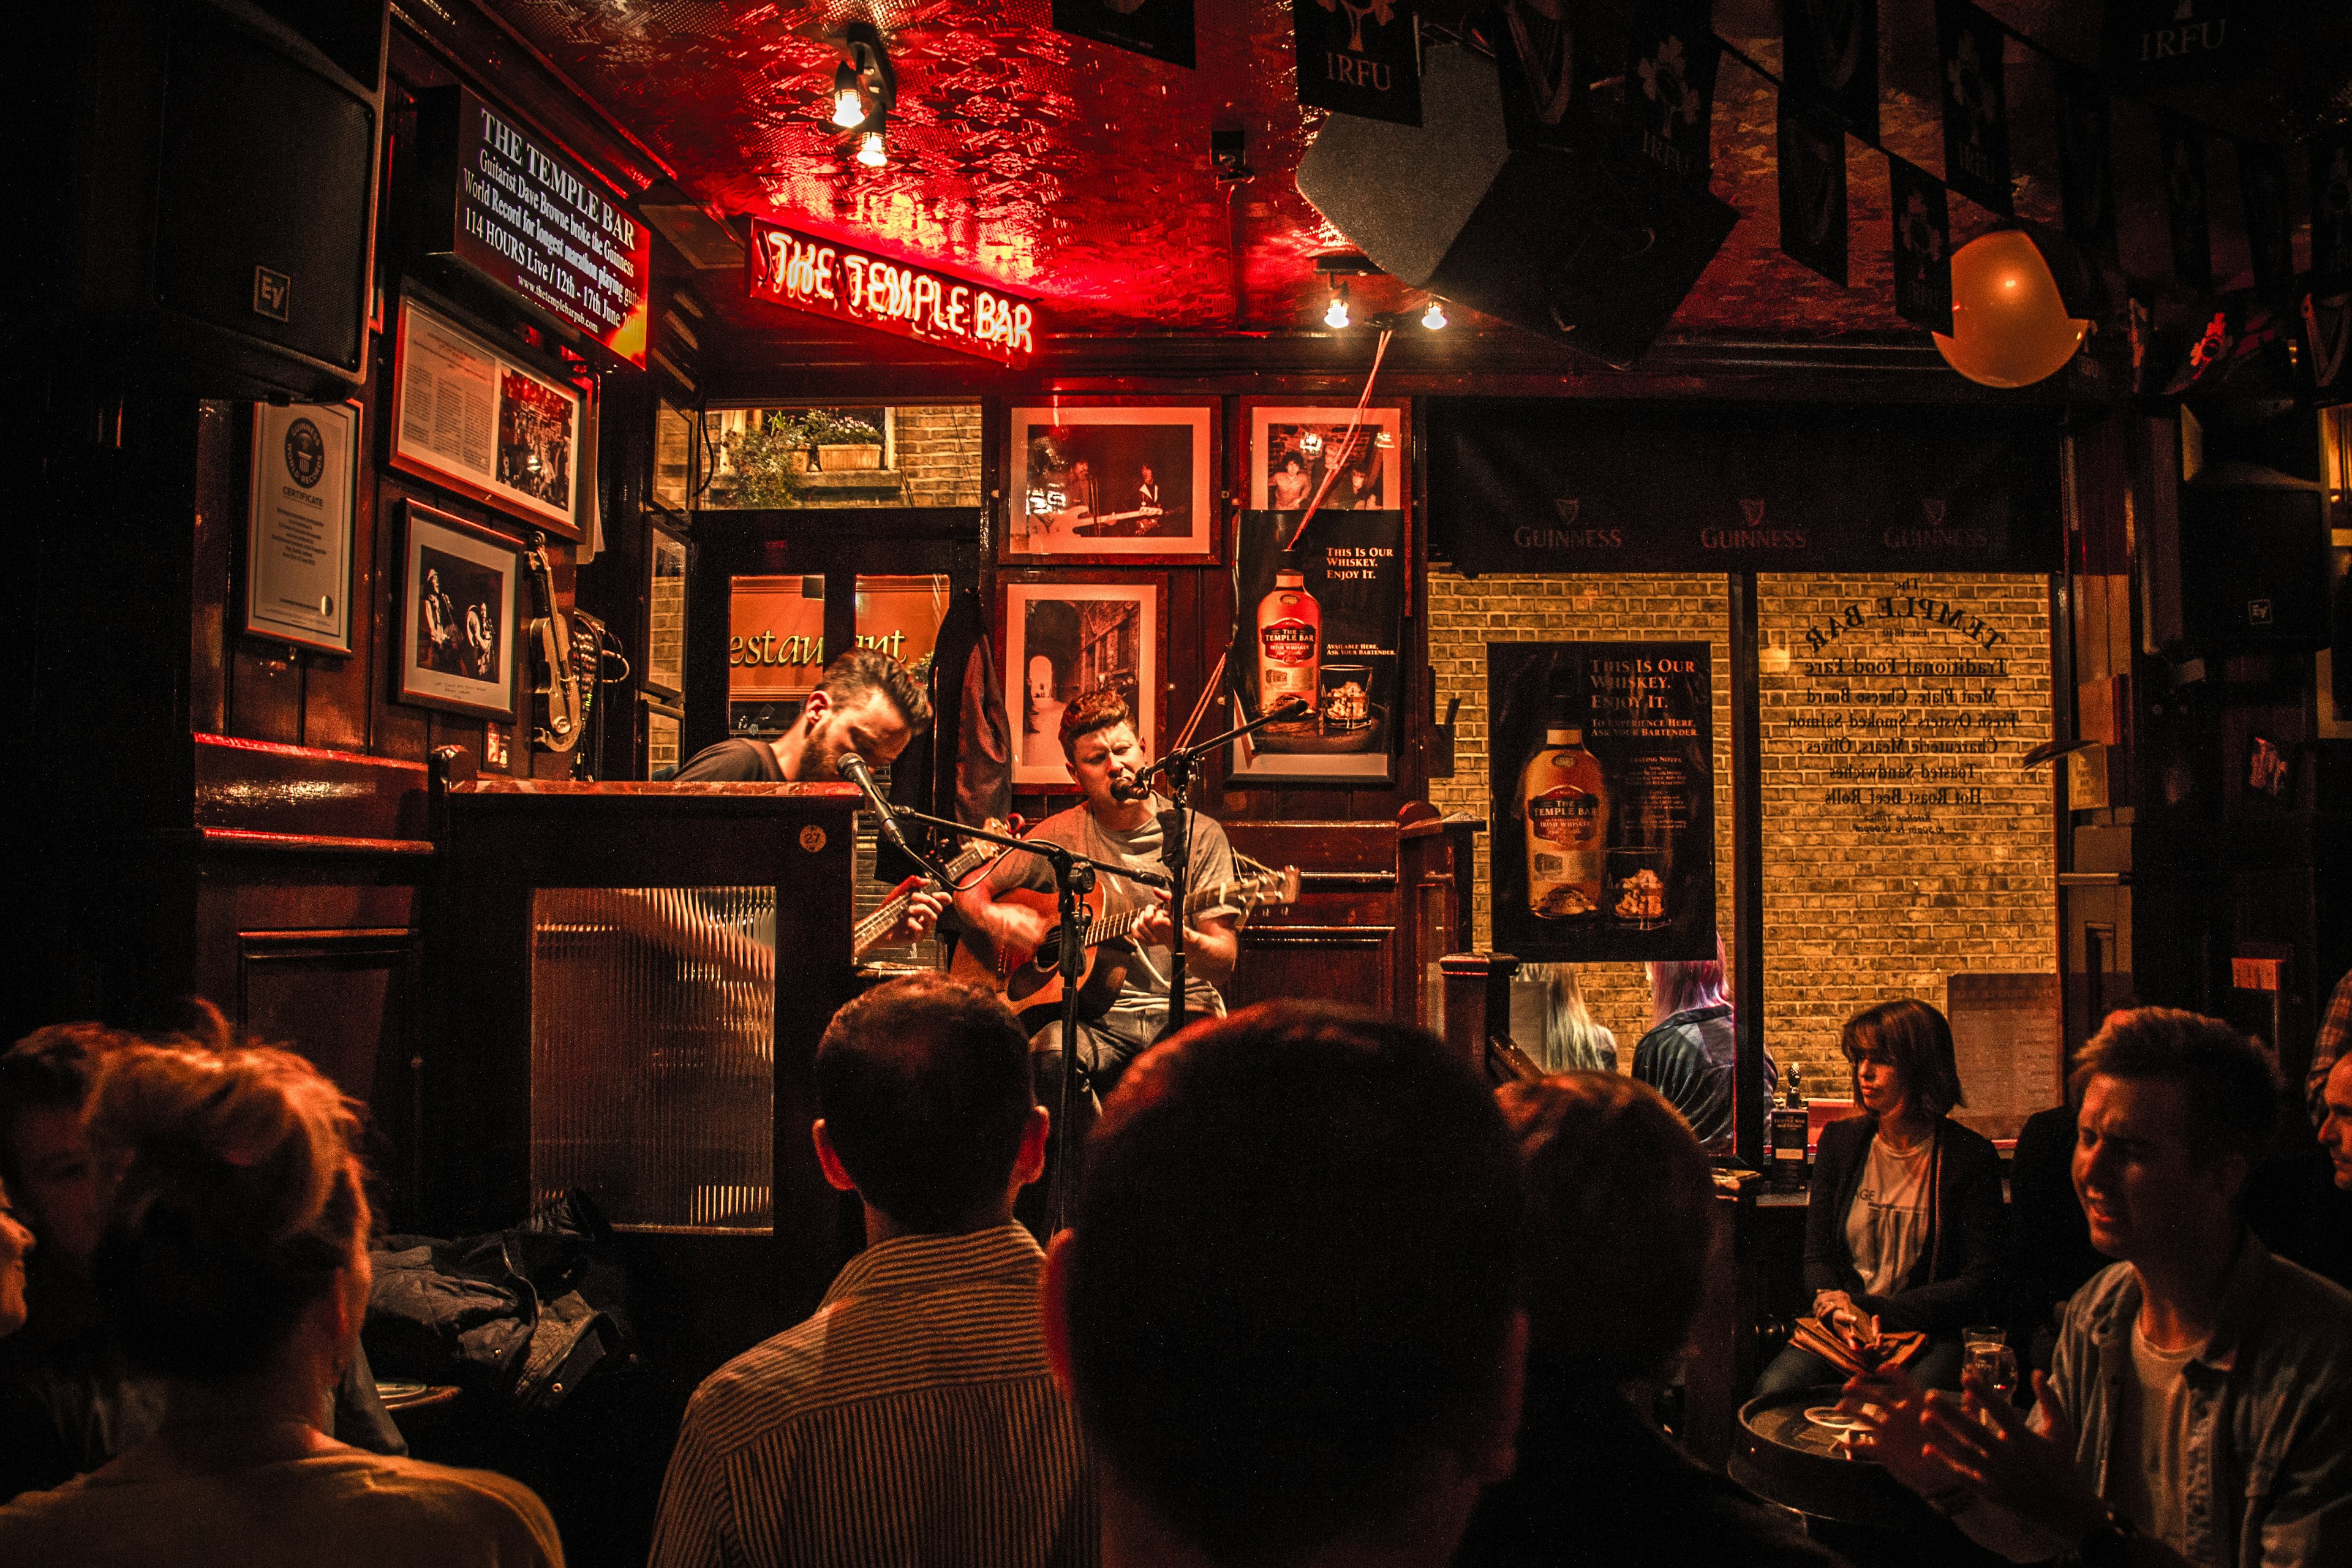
420, 85, 650, 366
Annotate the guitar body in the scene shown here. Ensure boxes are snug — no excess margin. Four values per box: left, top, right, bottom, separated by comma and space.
946, 885, 1130, 1027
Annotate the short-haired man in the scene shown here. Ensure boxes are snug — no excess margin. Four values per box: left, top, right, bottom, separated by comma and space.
650, 974, 1088, 1568
2322, 1054, 2352, 1192
954, 687, 1240, 1106
674, 647, 944, 942
1044, 1002, 1525, 1568
1850, 1007, 2352, 1568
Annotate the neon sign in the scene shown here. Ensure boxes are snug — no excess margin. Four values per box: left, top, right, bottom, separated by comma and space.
745, 218, 1038, 364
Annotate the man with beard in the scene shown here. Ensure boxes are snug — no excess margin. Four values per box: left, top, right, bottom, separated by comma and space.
674, 647, 946, 943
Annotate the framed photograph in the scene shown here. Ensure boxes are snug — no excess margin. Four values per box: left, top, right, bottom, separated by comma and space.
644, 520, 687, 697
389, 289, 585, 538
245, 399, 359, 655
1247, 402, 1404, 511
1006, 402, 1216, 562
398, 499, 521, 722
1001, 577, 1163, 789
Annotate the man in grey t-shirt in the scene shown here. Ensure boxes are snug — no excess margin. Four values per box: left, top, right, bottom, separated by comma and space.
954, 688, 1238, 1106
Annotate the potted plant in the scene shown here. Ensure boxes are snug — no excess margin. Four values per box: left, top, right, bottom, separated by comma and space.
805, 409, 885, 472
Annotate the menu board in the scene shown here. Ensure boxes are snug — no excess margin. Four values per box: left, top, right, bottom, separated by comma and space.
422, 85, 650, 366
389, 292, 583, 537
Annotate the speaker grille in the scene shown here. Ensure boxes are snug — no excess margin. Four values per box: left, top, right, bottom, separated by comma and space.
154, 7, 374, 372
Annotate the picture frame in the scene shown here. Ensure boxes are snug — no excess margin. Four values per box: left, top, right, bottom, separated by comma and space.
389, 288, 586, 539
1225, 509, 1405, 788
644, 519, 687, 697
1246, 401, 1406, 512
245, 399, 360, 656
1005, 401, 1217, 563
1001, 576, 1164, 789
397, 499, 521, 723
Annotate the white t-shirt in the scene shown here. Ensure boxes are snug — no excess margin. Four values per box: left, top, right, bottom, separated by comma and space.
2108, 1323, 2201, 1553
1845, 1134, 1934, 1297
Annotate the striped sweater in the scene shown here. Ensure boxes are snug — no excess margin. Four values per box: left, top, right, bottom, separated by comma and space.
649, 1224, 1095, 1568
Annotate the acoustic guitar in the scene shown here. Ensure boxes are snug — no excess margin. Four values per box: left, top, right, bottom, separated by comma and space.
851, 818, 1017, 963
950, 864, 1301, 1023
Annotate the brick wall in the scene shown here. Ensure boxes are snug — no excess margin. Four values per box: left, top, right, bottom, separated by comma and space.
1428, 571, 2054, 1094
894, 404, 984, 507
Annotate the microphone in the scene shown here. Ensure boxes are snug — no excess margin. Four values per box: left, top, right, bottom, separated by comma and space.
837, 751, 916, 858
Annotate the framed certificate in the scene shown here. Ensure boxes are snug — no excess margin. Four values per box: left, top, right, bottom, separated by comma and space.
245, 400, 359, 655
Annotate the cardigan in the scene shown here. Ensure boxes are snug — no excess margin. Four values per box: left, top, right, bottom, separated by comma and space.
1803, 1113, 2005, 1334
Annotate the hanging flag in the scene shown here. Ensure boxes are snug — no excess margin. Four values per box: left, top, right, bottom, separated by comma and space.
2313, 126, 2352, 285
1782, 0, 1877, 140
1052, 0, 1194, 69
2299, 284, 2352, 406
1624, 1, 1720, 186
2103, 1, 2263, 91
2236, 143, 2293, 312
2156, 112, 2212, 294
2054, 64, 2115, 253
1887, 157, 1952, 332
1937, 0, 2011, 216
1777, 99, 1848, 286
1295, 0, 1421, 125
1494, 0, 1583, 148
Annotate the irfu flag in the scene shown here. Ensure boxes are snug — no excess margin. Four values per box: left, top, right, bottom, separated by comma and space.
1937, 0, 2011, 215
2054, 64, 2115, 252
1052, 0, 1194, 69
1782, 0, 1878, 140
1777, 99, 1848, 286
1888, 156, 1953, 331
1295, 0, 1422, 126
2157, 111, 2212, 294
1624, 1, 1721, 186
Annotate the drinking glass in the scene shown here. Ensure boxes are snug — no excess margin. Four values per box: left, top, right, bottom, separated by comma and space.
1965, 1340, 2020, 1408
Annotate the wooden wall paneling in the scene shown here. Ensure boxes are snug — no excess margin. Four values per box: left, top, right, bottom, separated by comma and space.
1231, 924, 1396, 1014
371, 482, 434, 763
190, 401, 236, 736
303, 376, 387, 755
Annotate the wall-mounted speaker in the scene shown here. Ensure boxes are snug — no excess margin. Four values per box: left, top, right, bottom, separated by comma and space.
15, 0, 385, 401
2178, 484, 2329, 650
1297, 43, 1738, 369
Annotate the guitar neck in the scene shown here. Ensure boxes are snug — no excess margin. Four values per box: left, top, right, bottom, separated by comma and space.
1085, 876, 1251, 947
851, 840, 992, 954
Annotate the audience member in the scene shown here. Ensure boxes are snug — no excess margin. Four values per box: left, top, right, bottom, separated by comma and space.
2323, 1054, 2352, 1190
0, 1180, 30, 1339
1046, 1002, 1523, 1568
1847, 1007, 2352, 1568
0, 1016, 401, 1503
1756, 1000, 2003, 1396
2005, 1101, 2106, 1371
2305, 965, 2351, 1131
0, 1038, 562, 1565
649, 973, 1088, 1568
1457, 1072, 1847, 1568
1631, 941, 1774, 1156
1520, 963, 1616, 1074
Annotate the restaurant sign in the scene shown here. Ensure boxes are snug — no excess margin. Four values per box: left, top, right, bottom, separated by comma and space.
745, 218, 1038, 365
1428, 400, 2063, 576
420, 86, 651, 366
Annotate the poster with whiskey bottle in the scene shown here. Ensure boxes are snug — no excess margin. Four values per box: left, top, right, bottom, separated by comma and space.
1489, 641, 1716, 962
1227, 510, 1404, 784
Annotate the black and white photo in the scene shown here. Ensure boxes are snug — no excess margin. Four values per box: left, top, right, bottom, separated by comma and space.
1007, 404, 1214, 560
1248, 404, 1403, 512
399, 500, 521, 722
1002, 579, 1160, 788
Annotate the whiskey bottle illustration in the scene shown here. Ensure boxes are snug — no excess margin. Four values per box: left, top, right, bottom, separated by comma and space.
1256, 568, 1321, 716
1522, 702, 1608, 919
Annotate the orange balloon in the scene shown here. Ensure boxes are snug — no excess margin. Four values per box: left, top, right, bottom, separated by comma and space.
1932, 230, 2089, 388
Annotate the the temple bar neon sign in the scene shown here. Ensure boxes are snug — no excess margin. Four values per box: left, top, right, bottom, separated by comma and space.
746, 219, 1038, 364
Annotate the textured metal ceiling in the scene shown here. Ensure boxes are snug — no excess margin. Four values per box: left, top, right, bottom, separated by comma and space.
487, 0, 2309, 344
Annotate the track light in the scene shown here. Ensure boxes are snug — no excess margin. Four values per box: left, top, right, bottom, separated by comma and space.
858, 114, 889, 167
1422, 298, 1447, 330
1324, 282, 1351, 330
831, 62, 864, 128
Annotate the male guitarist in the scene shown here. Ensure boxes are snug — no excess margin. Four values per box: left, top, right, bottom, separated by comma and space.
675, 647, 946, 945
952, 686, 1239, 1107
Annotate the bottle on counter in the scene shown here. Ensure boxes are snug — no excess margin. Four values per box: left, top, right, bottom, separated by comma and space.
1770, 1061, 1812, 1189
1256, 567, 1321, 717
1521, 701, 1608, 919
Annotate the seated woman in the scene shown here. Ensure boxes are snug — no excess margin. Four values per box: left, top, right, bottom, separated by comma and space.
0, 1039, 564, 1566
1754, 998, 2003, 1397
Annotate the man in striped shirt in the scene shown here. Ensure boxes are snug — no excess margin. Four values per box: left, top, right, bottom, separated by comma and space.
1043, 1003, 1525, 1568
649, 973, 1091, 1568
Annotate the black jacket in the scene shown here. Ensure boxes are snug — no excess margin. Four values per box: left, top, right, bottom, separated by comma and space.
1804, 1113, 2005, 1334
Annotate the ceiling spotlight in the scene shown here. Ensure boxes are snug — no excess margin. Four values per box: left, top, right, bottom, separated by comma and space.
831, 62, 864, 128
1422, 298, 1447, 330
858, 117, 888, 167
1324, 282, 1351, 330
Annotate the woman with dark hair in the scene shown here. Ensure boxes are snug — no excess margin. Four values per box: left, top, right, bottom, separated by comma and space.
1631, 940, 1775, 1156
1753, 998, 2005, 1396
0, 1041, 562, 1564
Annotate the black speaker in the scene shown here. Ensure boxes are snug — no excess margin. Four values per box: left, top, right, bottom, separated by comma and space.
2179, 484, 2329, 650
17, 0, 384, 400
1297, 43, 1739, 369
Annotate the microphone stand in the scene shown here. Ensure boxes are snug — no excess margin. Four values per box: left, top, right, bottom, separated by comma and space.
1142, 698, 1309, 1041
867, 802, 1169, 1234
